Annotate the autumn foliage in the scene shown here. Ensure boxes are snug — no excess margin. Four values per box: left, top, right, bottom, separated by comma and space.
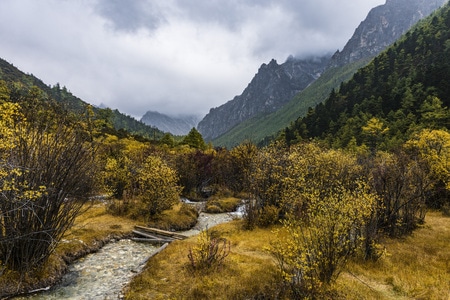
0, 73, 449, 300
0, 96, 98, 273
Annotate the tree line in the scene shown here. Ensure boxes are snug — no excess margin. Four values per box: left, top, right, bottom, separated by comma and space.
282, 4, 450, 150
1, 4, 450, 297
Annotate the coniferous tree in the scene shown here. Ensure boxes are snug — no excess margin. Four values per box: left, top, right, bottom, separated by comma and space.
182, 128, 206, 150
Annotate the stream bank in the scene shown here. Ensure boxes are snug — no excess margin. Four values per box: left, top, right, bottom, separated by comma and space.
12, 205, 244, 299
15, 240, 159, 300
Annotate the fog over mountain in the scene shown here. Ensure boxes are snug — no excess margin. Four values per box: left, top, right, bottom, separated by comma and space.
0, 0, 384, 118
140, 111, 201, 136
198, 0, 448, 144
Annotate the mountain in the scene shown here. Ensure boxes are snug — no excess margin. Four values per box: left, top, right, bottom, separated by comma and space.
330, 0, 448, 68
284, 1, 450, 147
211, 58, 372, 147
205, 0, 448, 148
0, 57, 165, 140
197, 55, 331, 141
140, 111, 200, 136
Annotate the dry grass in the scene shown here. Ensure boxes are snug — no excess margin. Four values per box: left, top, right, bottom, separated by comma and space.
336, 211, 450, 299
0, 202, 140, 298
125, 211, 450, 300
125, 220, 282, 300
205, 197, 241, 213
54, 202, 140, 259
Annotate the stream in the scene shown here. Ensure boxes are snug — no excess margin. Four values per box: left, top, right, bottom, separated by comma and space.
17, 240, 158, 300
16, 205, 244, 300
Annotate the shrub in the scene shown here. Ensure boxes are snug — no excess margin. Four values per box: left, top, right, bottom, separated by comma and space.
0, 100, 98, 273
179, 203, 199, 218
187, 229, 230, 273
270, 182, 376, 298
106, 199, 132, 216
257, 205, 280, 227
442, 203, 450, 216
370, 151, 430, 236
243, 200, 258, 230
137, 156, 182, 218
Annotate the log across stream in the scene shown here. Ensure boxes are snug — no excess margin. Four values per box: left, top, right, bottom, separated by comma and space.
15, 207, 244, 299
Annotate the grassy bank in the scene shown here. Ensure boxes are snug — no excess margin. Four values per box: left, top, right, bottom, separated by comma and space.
125, 211, 450, 299
205, 197, 241, 213
337, 211, 450, 299
125, 220, 282, 299
0, 200, 200, 298
0, 202, 142, 298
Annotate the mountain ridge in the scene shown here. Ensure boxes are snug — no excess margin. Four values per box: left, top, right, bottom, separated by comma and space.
140, 111, 200, 136
0, 57, 166, 140
206, 0, 448, 147
330, 0, 448, 68
197, 55, 331, 141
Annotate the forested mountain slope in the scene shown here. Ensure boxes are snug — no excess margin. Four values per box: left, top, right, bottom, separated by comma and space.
0, 58, 165, 140
198, 55, 330, 141
212, 0, 447, 148
283, 3, 450, 148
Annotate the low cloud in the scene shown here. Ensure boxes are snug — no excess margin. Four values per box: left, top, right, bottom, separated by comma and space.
0, 0, 384, 118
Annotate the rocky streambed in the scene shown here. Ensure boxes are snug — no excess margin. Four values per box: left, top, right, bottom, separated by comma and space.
17, 239, 158, 300
181, 209, 243, 237
16, 206, 244, 299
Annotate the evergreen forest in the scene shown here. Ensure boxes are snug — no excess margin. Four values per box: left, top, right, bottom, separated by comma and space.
283, 6, 450, 150
0, 2, 450, 300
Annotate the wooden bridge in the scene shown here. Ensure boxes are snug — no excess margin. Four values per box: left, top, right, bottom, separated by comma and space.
132, 225, 187, 244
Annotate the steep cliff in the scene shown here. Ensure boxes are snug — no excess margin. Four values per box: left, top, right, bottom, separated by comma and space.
198, 55, 330, 141
206, 0, 448, 147
330, 0, 448, 67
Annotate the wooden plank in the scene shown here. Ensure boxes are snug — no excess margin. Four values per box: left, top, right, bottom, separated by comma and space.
134, 226, 180, 238
132, 230, 169, 240
134, 225, 187, 240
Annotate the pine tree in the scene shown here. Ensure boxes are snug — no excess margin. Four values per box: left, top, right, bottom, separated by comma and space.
182, 128, 206, 150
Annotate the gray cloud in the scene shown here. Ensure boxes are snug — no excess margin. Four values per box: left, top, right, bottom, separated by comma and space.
95, 0, 168, 32
0, 0, 385, 118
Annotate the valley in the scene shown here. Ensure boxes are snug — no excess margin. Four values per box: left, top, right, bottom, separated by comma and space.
0, 0, 450, 299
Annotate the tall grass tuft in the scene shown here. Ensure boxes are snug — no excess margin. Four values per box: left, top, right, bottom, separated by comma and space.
187, 229, 230, 273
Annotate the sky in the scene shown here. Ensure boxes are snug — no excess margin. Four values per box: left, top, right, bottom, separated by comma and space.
0, 0, 385, 119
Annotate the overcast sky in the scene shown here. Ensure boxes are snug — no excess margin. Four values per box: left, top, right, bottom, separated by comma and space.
0, 0, 385, 119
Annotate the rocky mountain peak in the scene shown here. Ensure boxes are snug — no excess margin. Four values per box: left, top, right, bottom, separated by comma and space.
329, 0, 448, 67
197, 55, 331, 141
266, 59, 278, 67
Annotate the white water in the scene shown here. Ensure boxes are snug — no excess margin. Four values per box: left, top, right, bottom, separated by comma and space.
17, 205, 244, 299
18, 240, 158, 300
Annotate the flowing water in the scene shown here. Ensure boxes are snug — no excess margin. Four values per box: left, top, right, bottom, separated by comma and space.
18, 240, 158, 300
16, 205, 244, 299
